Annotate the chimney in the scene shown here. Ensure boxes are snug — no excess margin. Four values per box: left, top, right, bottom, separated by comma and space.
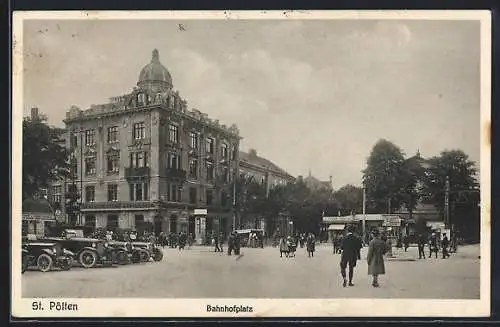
298, 175, 303, 182
249, 149, 257, 158
31, 107, 39, 121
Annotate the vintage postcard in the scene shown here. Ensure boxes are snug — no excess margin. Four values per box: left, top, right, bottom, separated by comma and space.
11, 10, 491, 318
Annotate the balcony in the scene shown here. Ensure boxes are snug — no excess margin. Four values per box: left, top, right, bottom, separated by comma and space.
80, 201, 155, 210
165, 168, 187, 181
125, 167, 150, 181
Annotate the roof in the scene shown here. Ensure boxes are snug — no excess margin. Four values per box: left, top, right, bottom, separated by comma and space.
239, 151, 293, 179
323, 214, 402, 223
22, 198, 54, 214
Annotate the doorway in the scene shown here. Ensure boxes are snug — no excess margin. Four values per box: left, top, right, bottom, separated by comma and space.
154, 216, 163, 236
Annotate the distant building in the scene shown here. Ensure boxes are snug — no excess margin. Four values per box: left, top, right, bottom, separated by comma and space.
50, 49, 241, 240
237, 148, 295, 230
300, 170, 333, 191
22, 197, 56, 236
238, 149, 295, 192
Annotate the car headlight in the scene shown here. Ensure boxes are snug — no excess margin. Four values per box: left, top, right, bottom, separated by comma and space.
104, 242, 109, 248
92, 243, 96, 248
52, 247, 57, 254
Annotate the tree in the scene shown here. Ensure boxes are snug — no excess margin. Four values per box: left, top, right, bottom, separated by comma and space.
333, 184, 363, 215
421, 150, 479, 222
362, 139, 406, 214
23, 115, 69, 200
398, 155, 426, 219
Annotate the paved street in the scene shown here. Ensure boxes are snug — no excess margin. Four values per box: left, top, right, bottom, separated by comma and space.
22, 244, 480, 299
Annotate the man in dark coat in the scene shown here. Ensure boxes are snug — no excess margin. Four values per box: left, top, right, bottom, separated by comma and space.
227, 232, 235, 255
340, 226, 363, 287
441, 234, 450, 259
417, 233, 426, 259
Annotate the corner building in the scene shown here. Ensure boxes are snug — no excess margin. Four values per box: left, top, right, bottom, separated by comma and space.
63, 49, 241, 238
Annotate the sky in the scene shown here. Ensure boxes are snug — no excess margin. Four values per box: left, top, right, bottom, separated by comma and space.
21, 18, 481, 189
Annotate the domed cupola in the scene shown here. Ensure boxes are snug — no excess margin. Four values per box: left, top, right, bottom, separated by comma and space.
137, 49, 173, 92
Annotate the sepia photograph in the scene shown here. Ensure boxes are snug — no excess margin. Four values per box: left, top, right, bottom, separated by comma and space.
11, 10, 491, 317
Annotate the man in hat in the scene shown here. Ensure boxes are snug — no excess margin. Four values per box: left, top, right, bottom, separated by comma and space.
340, 225, 363, 287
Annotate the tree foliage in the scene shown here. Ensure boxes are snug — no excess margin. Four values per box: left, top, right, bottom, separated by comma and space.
362, 139, 406, 213
22, 116, 69, 200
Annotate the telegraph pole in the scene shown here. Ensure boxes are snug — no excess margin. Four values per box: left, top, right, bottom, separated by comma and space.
444, 175, 450, 228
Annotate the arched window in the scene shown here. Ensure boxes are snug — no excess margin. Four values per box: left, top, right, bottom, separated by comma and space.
137, 93, 146, 106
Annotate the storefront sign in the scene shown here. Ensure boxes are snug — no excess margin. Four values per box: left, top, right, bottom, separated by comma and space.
194, 209, 207, 216
383, 216, 401, 227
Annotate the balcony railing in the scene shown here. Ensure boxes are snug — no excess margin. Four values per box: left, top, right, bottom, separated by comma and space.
80, 201, 155, 210
165, 168, 187, 180
125, 167, 150, 180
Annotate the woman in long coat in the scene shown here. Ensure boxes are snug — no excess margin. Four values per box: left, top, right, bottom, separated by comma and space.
367, 229, 387, 287
306, 233, 316, 258
279, 237, 289, 258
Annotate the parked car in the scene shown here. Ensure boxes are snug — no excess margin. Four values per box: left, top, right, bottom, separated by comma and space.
107, 240, 140, 265
22, 241, 74, 272
131, 241, 164, 262
43, 234, 115, 268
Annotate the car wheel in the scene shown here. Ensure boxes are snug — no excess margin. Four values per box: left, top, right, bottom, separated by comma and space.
153, 249, 164, 262
22, 255, 29, 273
79, 250, 98, 268
131, 251, 141, 264
117, 251, 129, 265
139, 250, 150, 263
37, 254, 53, 272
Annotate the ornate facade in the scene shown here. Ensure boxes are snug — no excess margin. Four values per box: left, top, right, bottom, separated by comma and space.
55, 49, 241, 239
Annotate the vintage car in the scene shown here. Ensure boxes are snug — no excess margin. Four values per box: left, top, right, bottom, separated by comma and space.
22, 241, 74, 272
107, 240, 141, 265
131, 241, 164, 262
43, 234, 115, 269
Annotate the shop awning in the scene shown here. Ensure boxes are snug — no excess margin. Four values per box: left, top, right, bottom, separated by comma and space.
328, 224, 345, 231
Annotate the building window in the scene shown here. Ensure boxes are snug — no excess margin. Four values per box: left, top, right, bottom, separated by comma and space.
108, 184, 118, 202
206, 161, 214, 181
206, 190, 213, 205
107, 126, 119, 143
85, 186, 95, 202
167, 153, 181, 169
130, 152, 148, 168
70, 156, 78, 176
107, 153, 120, 174
189, 158, 197, 178
222, 166, 229, 183
85, 156, 96, 176
129, 183, 149, 201
70, 134, 78, 149
133, 122, 145, 140
135, 214, 144, 229
221, 143, 228, 160
167, 184, 182, 202
107, 215, 119, 229
85, 215, 96, 228
189, 187, 197, 204
85, 129, 96, 146
190, 131, 198, 149
206, 138, 214, 154
51, 185, 62, 204
221, 191, 228, 207
168, 124, 179, 143
232, 145, 238, 160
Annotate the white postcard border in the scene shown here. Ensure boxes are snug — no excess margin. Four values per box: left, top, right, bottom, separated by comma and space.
11, 10, 492, 318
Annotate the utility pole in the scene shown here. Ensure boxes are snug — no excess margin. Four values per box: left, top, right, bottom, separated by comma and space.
362, 187, 366, 242
444, 175, 450, 228
232, 169, 237, 231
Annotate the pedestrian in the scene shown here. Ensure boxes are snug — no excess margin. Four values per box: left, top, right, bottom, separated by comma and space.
441, 234, 450, 259
306, 233, 316, 258
227, 232, 235, 256
187, 233, 194, 249
340, 225, 362, 287
337, 234, 344, 254
178, 232, 187, 250
279, 236, 289, 258
234, 232, 241, 255
417, 233, 426, 259
429, 233, 438, 258
403, 234, 409, 252
213, 232, 222, 252
367, 229, 387, 288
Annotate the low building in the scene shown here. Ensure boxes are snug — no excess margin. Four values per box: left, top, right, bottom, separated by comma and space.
301, 170, 333, 191
22, 197, 56, 236
237, 148, 295, 231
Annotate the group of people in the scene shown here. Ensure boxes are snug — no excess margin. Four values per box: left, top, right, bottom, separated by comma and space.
278, 233, 317, 258
416, 232, 452, 259
337, 226, 388, 288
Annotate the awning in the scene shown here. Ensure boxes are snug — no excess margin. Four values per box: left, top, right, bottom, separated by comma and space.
328, 224, 345, 231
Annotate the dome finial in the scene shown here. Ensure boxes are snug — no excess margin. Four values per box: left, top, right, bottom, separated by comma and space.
152, 49, 159, 62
